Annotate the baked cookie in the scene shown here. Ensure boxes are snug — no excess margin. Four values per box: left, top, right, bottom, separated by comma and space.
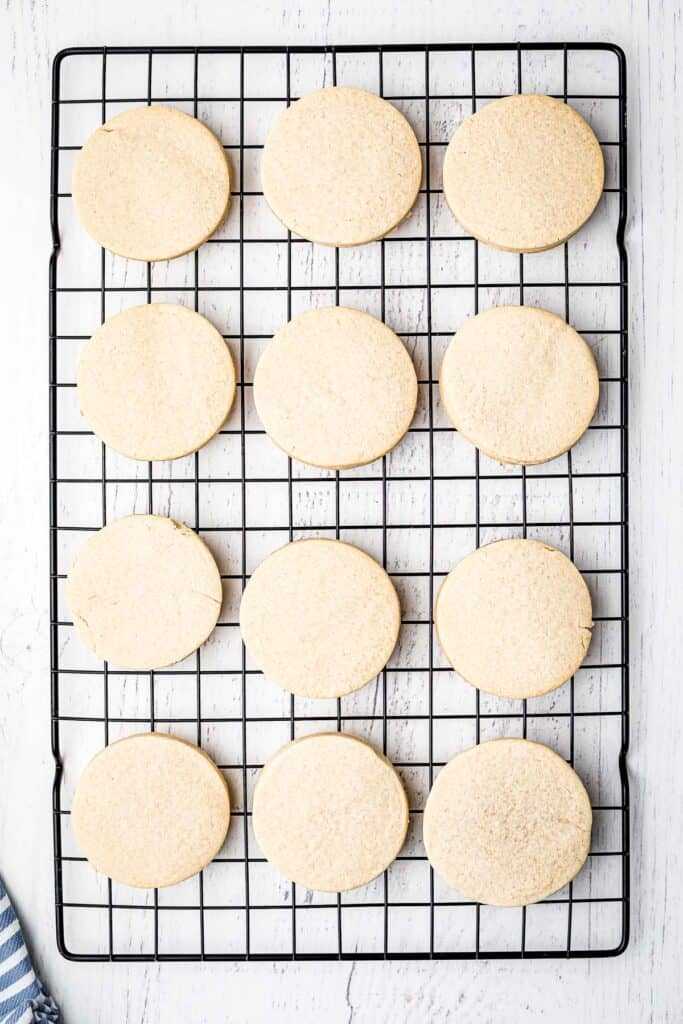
439, 305, 599, 466
435, 539, 592, 699
254, 306, 417, 469
240, 538, 400, 699
261, 86, 422, 246
443, 94, 604, 252
253, 732, 408, 892
77, 303, 235, 461
424, 738, 592, 906
72, 105, 231, 260
66, 514, 222, 670
71, 732, 230, 888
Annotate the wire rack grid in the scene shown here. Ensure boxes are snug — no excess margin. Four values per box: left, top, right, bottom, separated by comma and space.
49, 42, 629, 961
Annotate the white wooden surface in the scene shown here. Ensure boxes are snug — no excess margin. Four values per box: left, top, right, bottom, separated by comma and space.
1, 0, 681, 1021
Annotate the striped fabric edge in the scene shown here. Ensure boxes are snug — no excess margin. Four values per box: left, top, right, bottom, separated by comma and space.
0, 885, 59, 1024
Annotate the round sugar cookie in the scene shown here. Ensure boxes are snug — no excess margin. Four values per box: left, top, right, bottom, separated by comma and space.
443, 94, 604, 252
424, 738, 592, 906
254, 306, 417, 469
253, 732, 408, 892
439, 305, 599, 466
72, 105, 231, 260
240, 538, 400, 699
435, 539, 592, 699
261, 86, 422, 246
66, 514, 222, 670
71, 732, 230, 888
77, 303, 236, 461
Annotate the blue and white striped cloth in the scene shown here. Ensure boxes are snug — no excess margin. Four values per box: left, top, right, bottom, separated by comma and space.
0, 881, 59, 1024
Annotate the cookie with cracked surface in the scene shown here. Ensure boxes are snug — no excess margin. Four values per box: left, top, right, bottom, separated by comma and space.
435, 538, 593, 699
66, 514, 222, 670
72, 105, 231, 260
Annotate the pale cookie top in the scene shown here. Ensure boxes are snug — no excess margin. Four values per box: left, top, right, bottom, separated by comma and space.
435, 539, 593, 699
443, 94, 604, 253
261, 86, 422, 246
424, 738, 592, 906
253, 732, 409, 892
71, 732, 230, 889
254, 306, 417, 469
240, 538, 400, 699
66, 514, 222, 670
72, 105, 231, 261
77, 303, 236, 461
439, 305, 599, 466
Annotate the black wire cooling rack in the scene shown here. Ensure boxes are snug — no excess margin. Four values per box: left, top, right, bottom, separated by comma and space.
49, 42, 629, 961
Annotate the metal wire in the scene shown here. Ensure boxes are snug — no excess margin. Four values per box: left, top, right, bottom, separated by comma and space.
49, 42, 629, 961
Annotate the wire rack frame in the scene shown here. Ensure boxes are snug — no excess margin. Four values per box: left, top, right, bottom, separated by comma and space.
49, 42, 629, 961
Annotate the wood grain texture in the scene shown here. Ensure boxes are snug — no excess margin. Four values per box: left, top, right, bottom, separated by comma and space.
0, 0, 681, 1021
